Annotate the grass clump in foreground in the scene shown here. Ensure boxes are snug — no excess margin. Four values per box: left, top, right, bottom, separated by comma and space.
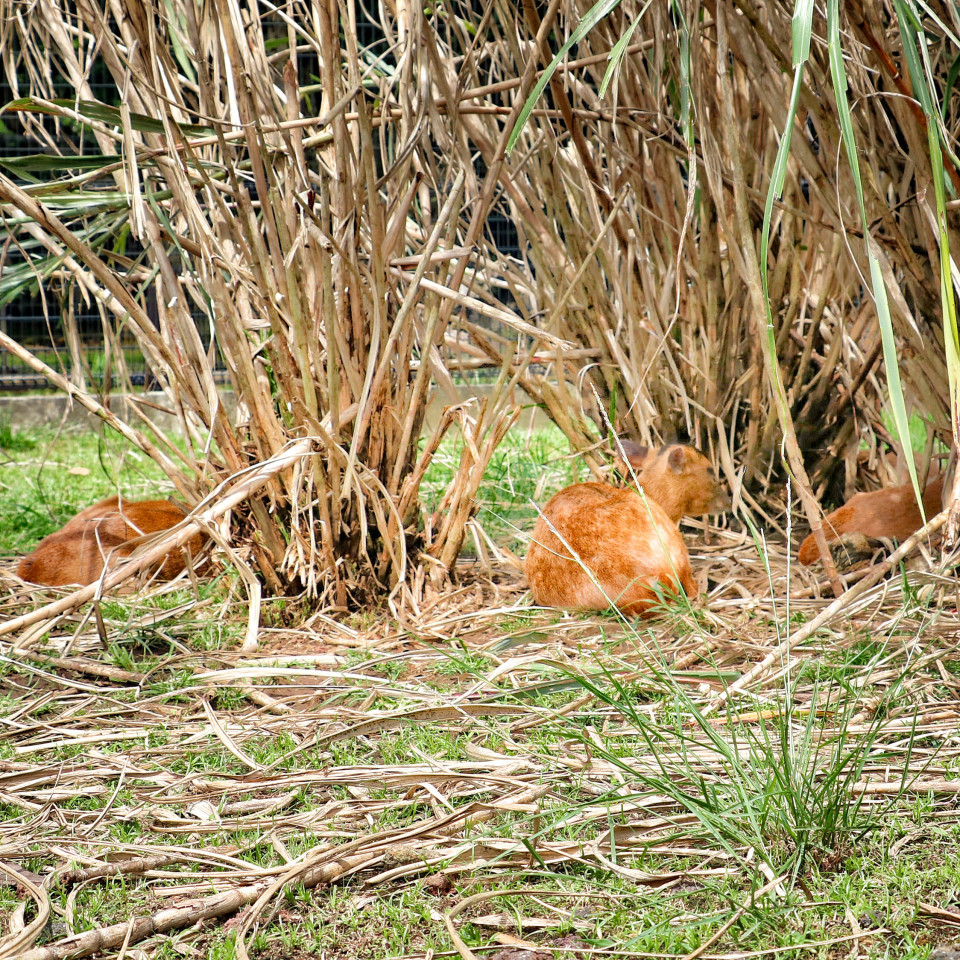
566, 650, 917, 873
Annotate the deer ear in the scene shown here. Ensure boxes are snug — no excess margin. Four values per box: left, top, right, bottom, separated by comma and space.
667, 445, 686, 474
618, 440, 649, 471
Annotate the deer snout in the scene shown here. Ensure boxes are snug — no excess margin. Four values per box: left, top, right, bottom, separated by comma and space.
709, 485, 732, 513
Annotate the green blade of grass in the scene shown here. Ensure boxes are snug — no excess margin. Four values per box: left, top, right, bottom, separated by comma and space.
894, 0, 960, 476
826, 0, 923, 508
6, 97, 214, 137
506, 0, 626, 155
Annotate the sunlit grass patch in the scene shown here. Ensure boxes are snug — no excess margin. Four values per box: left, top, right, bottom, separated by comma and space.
421, 420, 579, 553
0, 422, 175, 554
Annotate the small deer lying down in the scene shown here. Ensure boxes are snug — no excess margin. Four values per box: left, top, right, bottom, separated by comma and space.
17, 497, 206, 587
797, 473, 946, 566
525, 443, 730, 617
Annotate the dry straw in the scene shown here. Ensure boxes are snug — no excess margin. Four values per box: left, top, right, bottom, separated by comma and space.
0, 545, 958, 957
1, 0, 955, 614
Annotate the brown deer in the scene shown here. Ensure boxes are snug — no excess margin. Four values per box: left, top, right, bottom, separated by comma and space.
525, 443, 729, 616
797, 473, 945, 565
17, 498, 206, 587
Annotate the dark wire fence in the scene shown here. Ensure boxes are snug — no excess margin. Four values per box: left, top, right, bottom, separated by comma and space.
0, 8, 519, 393
0, 48, 162, 391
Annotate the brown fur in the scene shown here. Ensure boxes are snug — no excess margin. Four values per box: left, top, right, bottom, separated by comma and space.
526, 443, 729, 617
17, 498, 206, 587
58, 496, 126, 531
632, 444, 730, 521
797, 474, 945, 565
525, 483, 697, 616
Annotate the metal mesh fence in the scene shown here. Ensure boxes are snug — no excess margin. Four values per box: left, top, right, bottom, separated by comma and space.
0, 8, 519, 393
0, 47, 152, 391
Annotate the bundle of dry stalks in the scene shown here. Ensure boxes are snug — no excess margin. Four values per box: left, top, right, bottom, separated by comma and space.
0, 0, 546, 608
495, 0, 955, 508
0, 0, 954, 608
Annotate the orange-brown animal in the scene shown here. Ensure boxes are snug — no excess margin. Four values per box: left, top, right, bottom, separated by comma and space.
525, 443, 729, 616
797, 473, 945, 565
17, 497, 206, 587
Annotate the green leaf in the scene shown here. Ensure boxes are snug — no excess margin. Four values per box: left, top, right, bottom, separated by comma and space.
758, 0, 813, 438
0, 153, 122, 173
941, 51, 960, 114
827, 0, 922, 507
6, 97, 214, 137
791, 0, 814, 66
599, 16, 642, 98
506, 0, 625, 154
894, 0, 960, 474
669, 0, 692, 142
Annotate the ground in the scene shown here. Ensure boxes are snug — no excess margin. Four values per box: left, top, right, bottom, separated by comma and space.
3, 426, 960, 958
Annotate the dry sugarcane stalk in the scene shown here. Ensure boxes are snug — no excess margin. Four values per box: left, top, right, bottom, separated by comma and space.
2, 0, 957, 602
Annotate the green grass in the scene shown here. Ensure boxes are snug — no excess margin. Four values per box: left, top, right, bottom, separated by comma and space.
3, 419, 960, 959
0, 420, 173, 554
878, 410, 947, 459
420, 418, 579, 553
2, 415, 579, 558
